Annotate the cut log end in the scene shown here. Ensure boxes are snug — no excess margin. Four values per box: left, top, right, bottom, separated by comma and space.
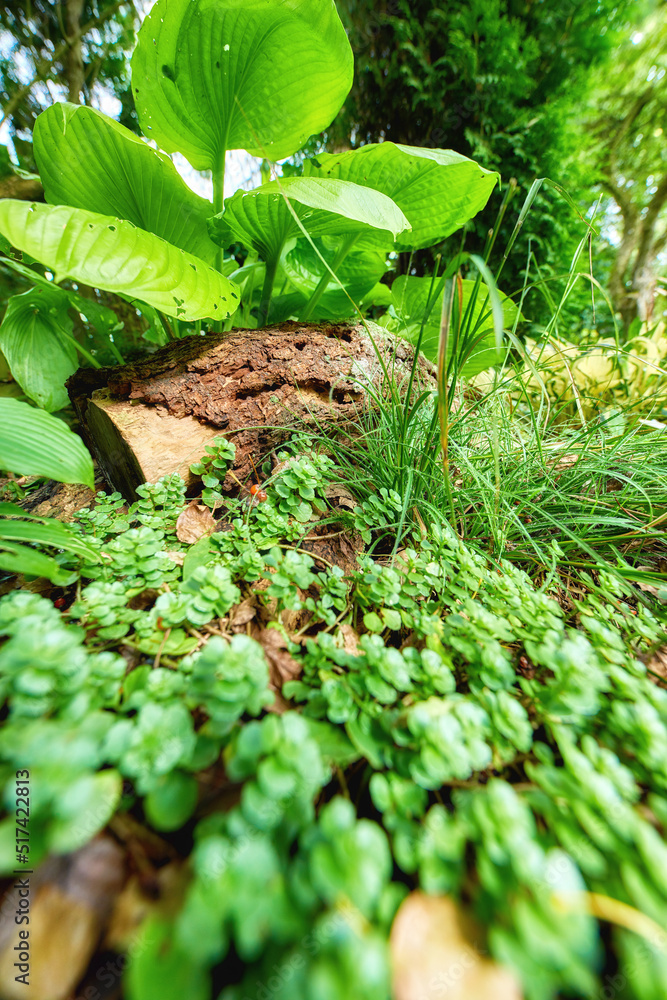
68, 321, 434, 501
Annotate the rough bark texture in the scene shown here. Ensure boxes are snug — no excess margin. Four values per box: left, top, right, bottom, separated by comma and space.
68, 322, 435, 501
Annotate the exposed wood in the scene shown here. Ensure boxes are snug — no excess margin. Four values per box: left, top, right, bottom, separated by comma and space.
68, 321, 435, 502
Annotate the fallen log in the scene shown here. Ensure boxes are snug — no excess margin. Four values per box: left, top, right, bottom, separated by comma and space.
68, 321, 435, 502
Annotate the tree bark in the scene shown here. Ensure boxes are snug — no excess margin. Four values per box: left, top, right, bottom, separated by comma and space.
67, 322, 436, 502
65, 0, 86, 104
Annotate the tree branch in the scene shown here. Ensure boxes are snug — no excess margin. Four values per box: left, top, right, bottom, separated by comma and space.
608, 89, 653, 172
600, 177, 639, 228
0, 0, 128, 126
633, 171, 667, 276
651, 226, 667, 259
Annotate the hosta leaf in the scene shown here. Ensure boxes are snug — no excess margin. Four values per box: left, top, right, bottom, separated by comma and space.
283, 236, 388, 319
0, 512, 100, 561
0, 541, 72, 585
0, 286, 77, 411
386, 275, 518, 376
0, 200, 239, 322
131, 0, 353, 170
208, 177, 410, 262
0, 397, 94, 486
284, 238, 388, 295
305, 143, 499, 250
34, 103, 218, 266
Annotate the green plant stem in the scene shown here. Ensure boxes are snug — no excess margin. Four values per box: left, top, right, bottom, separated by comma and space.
212, 149, 227, 332
59, 331, 102, 369
213, 150, 227, 262
300, 233, 359, 322
104, 338, 125, 366
437, 278, 457, 525
157, 312, 175, 343
258, 254, 279, 328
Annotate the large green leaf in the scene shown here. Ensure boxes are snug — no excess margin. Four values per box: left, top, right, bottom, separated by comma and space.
34, 103, 218, 266
131, 0, 353, 171
304, 143, 500, 250
284, 237, 388, 297
281, 237, 388, 320
208, 177, 410, 262
0, 541, 73, 585
0, 397, 94, 486
2, 257, 129, 356
0, 507, 100, 562
386, 275, 518, 376
0, 200, 239, 322
0, 286, 77, 411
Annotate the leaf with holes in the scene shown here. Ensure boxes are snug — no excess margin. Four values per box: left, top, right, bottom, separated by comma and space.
131, 0, 353, 171
305, 143, 499, 250
0, 201, 240, 322
209, 177, 409, 263
34, 103, 218, 266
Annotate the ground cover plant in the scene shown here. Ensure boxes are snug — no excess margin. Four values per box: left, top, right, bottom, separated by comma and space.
1, 2, 667, 1000
0, 427, 666, 1000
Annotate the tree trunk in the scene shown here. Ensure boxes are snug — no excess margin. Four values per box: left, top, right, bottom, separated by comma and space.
0, 1, 127, 126
604, 172, 667, 327
65, 0, 86, 104
608, 224, 638, 328
67, 322, 435, 502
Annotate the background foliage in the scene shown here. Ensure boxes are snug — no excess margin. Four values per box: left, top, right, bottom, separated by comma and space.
331, 0, 658, 319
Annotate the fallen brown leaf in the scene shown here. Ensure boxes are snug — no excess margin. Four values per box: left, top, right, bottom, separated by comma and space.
300, 522, 363, 577
104, 862, 188, 953
0, 836, 125, 1000
251, 578, 311, 634
390, 892, 523, 1000
636, 580, 660, 596
251, 626, 303, 713
176, 504, 216, 544
551, 452, 581, 474
647, 647, 667, 688
280, 596, 312, 634
229, 598, 258, 630
336, 622, 361, 656
323, 484, 358, 510
164, 550, 185, 567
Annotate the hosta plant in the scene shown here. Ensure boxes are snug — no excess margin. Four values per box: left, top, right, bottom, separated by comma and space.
0, 0, 500, 418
